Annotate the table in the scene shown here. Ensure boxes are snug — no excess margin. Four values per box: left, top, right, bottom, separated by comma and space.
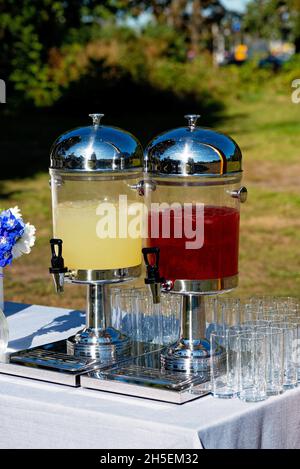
0, 302, 300, 449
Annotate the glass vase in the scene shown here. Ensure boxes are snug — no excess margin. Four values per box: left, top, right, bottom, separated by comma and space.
0, 267, 9, 356
0, 267, 3, 311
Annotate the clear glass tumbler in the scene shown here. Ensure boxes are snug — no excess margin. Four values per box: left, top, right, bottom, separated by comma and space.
238, 331, 268, 402
285, 318, 300, 383
259, 327, 284, 396
160, 294, 181, 345
110, 287, 182, 345
134, 293, 158, 343
0, 308, 9, 358
210, 330, 240, 399
272, 321, 298, 389
218, 298, 241, 326
206, 297, 241, 339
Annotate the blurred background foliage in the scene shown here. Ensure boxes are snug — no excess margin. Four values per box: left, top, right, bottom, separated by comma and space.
0, 0, 300, 306
2, 0, 300, 111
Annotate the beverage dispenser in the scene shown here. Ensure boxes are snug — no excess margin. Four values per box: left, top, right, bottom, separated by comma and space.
143, 115, 247, 373
49, 113, 144, 361
0, 113, 247, 404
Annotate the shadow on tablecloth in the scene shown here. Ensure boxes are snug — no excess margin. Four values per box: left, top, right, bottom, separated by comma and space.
4, 302, 31, 317
8, 307, 85, 351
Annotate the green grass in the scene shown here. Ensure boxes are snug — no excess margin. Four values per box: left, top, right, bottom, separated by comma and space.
1, 84, 300, 308
220, 89, 300, 298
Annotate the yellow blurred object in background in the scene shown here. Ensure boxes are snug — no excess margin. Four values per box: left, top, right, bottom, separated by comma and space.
234, 44, 248, 62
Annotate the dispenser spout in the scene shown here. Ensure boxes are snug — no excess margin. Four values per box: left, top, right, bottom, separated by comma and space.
142, 247, 164, 304
49, 239, 68, 294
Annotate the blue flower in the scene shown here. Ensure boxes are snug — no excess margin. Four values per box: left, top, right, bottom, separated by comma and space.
0, 209, 25, 267
0, 249, 13, 267
0, 209, 25, 238
0, 235, 13, 267
0, 235, 13, 253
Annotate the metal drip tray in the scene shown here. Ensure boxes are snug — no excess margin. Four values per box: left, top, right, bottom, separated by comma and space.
10, 348, 96, 372
0, 340, 101, 386
81, 350, 211, 404
100, 364, 197, 389
0, 341, 211, 403
0, 339, 160, 387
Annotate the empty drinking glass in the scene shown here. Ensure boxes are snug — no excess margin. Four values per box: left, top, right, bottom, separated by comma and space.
160, 294, 181, 345
285, 318, 300, 383
0, 307, 9, 359
210, 330, 240, 399
259, 327, 284, 396
238, 331, 268, 402
243, 319, 270, 329
206, 297, 241, 338
110, 287, 182, 345
272, 321, 298, 389
241, 303, 263, 323
288, 314, 300, 383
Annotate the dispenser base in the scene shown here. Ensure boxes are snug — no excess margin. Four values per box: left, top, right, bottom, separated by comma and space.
81, 349, 211, 404
67, 327, 131, 360
161, 338, 211, 373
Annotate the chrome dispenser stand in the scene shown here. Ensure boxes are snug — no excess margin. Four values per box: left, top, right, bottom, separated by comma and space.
80, 250, 213, 403
161, 294, 210, 373
81, 293, 212, 404
67, 283, 131, 360
160, 276, 238, 373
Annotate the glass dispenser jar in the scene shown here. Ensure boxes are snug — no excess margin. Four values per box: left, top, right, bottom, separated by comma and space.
51, 170, 143, 273
49, 114, 144, 360
144, 115, 247, 372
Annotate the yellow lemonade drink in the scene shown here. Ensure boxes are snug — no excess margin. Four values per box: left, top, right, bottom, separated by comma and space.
54, 200, 142, 270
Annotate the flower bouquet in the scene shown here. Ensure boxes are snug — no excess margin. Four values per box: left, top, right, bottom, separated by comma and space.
0, 206, 36, 354
0, 206, 36, 270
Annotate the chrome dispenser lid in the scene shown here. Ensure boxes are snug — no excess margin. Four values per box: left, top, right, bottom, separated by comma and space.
50, 114, 143, 172
144, 115, 242, 177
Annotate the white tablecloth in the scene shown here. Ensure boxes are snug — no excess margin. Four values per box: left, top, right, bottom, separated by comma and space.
1, 302, 300, 449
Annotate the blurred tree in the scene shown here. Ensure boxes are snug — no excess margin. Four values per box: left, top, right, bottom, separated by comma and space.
0, 0, 228, 108
0, 0, 132, 106
289, 0, 300, 51
170, 0, 188, 30
244, 0, 300, 51
0, 0, 83, 106
244, 1, 284, 39
143, 0, 226, 53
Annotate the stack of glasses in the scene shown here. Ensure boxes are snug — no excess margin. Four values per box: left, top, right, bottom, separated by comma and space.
110, 287, 181, 345
209, 297, 300, 402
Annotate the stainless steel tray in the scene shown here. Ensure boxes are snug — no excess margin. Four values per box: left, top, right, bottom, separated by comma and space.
0, 340, 99, 386
0, 341, 211, 403
0, 339, 161, 387
81, 350, 211, 404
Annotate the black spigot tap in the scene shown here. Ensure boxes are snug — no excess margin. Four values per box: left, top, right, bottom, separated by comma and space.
49, 238, 68, 294
142, 247, 164, 304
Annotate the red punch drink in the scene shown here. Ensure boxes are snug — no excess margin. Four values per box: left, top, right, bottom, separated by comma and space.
148, 206, 240, 282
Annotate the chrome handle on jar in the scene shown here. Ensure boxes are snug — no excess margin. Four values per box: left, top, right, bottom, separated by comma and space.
229, 186, 248, 203
130, 179, 157, 196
